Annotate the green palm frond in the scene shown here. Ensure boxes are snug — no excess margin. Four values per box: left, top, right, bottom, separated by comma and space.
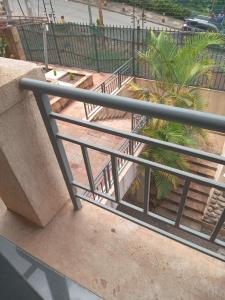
141, 146, 189, 200
140, 32, 224, 90
140, 31, 179, 84
180, 33, 224, 58
131, 32, 223, 201
153, 171, 176, 200
128, 83, 150, 101
169, 89, 206, 110
0, 37, 7, 57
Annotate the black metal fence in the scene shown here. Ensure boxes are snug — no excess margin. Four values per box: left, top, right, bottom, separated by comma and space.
17, 23, 225, 91
18, 23, 139, 72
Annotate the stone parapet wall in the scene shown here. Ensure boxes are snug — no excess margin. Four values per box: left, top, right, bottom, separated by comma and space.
0, 58, 70, 227
203, 189, 225, 225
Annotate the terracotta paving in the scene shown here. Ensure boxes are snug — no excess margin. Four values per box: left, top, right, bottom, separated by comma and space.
56, 71, 131, 188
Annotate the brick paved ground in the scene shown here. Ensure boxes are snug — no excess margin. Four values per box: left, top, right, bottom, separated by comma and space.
0, 69, 130, 214
57, 71, 131, 188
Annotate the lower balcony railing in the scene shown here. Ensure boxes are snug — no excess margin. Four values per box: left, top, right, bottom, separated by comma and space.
84, 58, 133, 120
20, 78, 225, 261
84, 114, 147, 202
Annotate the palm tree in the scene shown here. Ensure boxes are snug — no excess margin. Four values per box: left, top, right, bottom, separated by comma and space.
135, 31, 224, 109
129, 31, 224, 201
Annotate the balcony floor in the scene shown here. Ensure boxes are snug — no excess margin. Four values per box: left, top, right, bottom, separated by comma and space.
0, 201, 225, 300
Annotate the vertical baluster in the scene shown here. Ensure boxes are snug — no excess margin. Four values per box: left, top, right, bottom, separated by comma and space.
144, 167, 151, 214
111, 155, 121, 202
107, 163, 112, 188
103, 168, 108, 192
175, 178, 191, 227
81, 145, 95, 197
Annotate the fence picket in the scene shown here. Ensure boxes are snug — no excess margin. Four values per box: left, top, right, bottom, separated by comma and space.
17, 23, 225, 91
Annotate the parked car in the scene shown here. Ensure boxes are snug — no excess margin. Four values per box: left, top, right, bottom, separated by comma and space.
183, 17, 219, 32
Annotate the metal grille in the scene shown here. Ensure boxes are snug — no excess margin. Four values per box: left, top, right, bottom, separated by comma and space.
20, 78, 225, 261
84, 57, 133, 120
17, 23, 225, 91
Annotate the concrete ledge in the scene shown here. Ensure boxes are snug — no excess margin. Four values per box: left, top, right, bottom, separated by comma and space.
0, 58, 70, 226
0, 58, 43, 115
0, 201, 224, 300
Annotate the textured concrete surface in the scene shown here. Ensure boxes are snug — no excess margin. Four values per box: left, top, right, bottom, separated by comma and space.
0, 201, 225, 300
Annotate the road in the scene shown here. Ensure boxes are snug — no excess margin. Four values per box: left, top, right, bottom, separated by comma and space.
8, 0, 166, 29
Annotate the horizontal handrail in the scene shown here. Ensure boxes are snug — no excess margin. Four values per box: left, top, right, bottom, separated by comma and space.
56, 133, 225, 191
21, 79, 225, 261
20, 78, 225, 133
50, 112, 225, 165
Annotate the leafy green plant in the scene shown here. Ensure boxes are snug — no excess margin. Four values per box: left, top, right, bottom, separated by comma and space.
0, 37, 7, 57
129, 31, 224, 200
69, 72, 75, 81
141, 120, 196, 200
96, 18, 101, 26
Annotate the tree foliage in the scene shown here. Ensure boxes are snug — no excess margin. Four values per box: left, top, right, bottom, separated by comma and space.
0, 37, 7, 57
129, 31, 224, 200
113, 0, 191, 19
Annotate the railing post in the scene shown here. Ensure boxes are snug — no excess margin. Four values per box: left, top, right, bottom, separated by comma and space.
101, 82, 106, 93
131, 113, 134, 131
42, 23, 48, 71
136, 24, 140, 77
92, 26, 100, 72
118, 72, 122, 88
50, 22, 62, 65
132, 26, 135, 77
103, 169, 109, 192
129, 139, 134, 155
84, 103, 89, 120
34, 91, 82, 210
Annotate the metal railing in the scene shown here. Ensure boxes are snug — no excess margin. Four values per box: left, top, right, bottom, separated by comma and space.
87, 139, 139, 202
84, 58, 133, 120
18, 23, 225, 91
84, 114, 147, 201
20, 78, 225, 261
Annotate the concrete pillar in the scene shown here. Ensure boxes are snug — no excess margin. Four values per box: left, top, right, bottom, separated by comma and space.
0, 58, 70, 227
